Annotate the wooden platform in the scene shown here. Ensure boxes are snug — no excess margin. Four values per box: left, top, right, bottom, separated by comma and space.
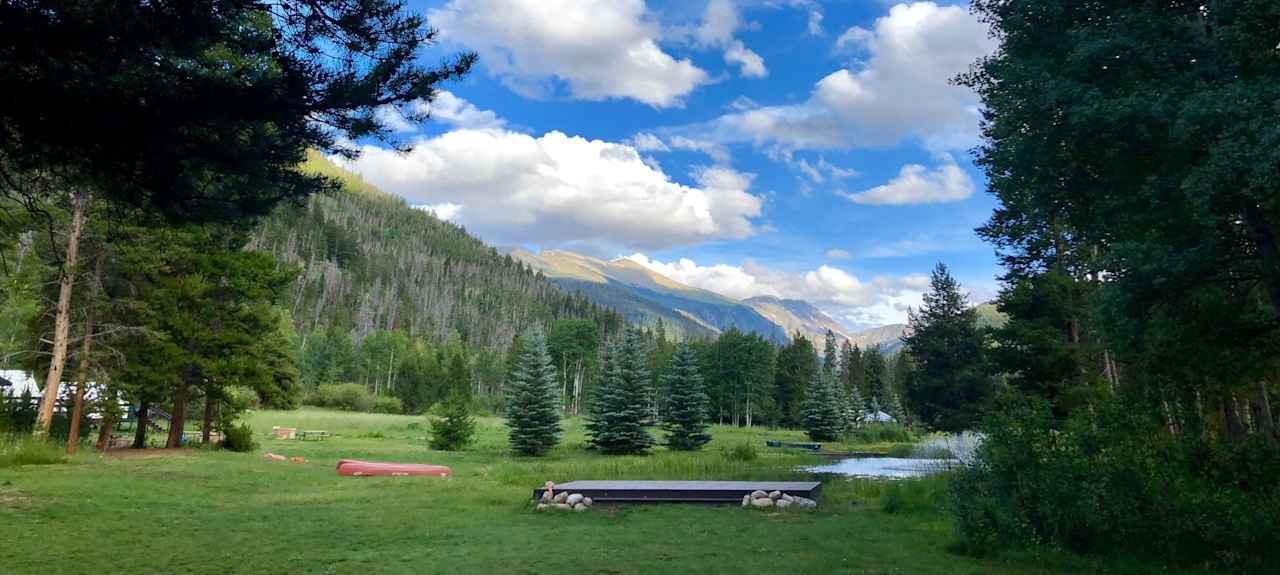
534, 480, 822, 503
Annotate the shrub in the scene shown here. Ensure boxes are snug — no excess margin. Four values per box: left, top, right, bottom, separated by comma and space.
372, 396, 402, 414
219, 423, 258, 453
949, 395, 1280, 569
0, 435, 66, 468
304, 383, 375, 412
721, 441, 758, 462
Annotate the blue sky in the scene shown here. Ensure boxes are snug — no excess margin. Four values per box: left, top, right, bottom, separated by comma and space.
336, 0, 1002, 329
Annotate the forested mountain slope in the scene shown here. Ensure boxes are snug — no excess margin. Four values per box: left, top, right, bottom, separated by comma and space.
249, 154, 623, 351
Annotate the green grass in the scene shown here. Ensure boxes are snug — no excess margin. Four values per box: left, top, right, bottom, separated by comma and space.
0, 409, 1213, 574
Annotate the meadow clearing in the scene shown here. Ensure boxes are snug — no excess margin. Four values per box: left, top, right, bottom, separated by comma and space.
0, 410, 1210, 574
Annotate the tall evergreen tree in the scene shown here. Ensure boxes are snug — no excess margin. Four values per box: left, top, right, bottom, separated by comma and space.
863, 346, 888, 404
661, 343, 711, 451
2, 1, 474, 436
504, 328, 561, 456
903, 263, 992, 431
822, 330, 839, 375
801, 371, 843, 442
586, 329, 655, 454
844, 343, 865, 398
773, 333, 817, 428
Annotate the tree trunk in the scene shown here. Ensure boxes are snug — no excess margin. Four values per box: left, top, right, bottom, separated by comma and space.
34, 190, 89, 437
166, 372, 193, 448
1223, 394, 1247, 440
95, 415, 114, 451
133, 399, 150, 449
66, 244, 105, 455
1256, 379, 1275, 441
202, 390, 216, 445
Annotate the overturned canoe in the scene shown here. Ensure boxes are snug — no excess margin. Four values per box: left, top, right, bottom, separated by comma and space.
336, 459, 452, 477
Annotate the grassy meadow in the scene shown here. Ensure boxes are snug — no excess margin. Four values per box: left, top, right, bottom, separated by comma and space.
0, 409, 1210, 574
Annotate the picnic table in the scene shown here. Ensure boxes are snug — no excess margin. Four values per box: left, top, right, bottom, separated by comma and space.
298, 430, 331, 441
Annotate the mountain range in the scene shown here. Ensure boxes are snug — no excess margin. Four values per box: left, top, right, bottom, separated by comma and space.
510, 249, 912, 350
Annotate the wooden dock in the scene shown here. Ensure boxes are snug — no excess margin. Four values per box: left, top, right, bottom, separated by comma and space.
534, 480, 821, 503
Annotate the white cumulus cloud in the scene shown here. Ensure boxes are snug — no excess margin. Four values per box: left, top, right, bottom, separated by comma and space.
413, 202, 464, 222
693, 0, 768, 79
335, 130, 763, 252
429, 0, 708, 107
841, 160, 975, 205
677, 1, 995, 151
376, 90, 507, 133
624, 254, 928, 327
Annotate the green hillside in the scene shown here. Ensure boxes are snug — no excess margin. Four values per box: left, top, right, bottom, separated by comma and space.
250, 153, 623, 352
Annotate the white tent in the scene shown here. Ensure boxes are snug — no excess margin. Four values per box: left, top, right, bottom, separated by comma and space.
0, 370, 41, 399
863, 410, 896, 424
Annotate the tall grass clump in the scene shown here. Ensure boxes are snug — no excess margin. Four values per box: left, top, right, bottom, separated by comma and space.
846, 423, 915, 444
0, 435, 67, 468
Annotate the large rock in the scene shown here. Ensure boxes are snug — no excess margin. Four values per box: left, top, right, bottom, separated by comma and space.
742, 494, 751, 508
554, 503, 572, 511
553, 492, 569, 504
750, 497, 774, 508
768, 490, 782, 500
775, 499, 793, 509
781, 493, 795, 503
536, 503, 549, 511
573, 503, 588, 512
793, 497, 817, 509
566, 493, 584, 506
750, 490, 768, 499
582, 497, 593, 507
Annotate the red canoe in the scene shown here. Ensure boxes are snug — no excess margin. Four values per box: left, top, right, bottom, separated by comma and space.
336, 459, 452, 477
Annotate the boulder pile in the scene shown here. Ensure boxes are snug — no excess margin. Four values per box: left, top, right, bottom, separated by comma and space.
536, 490, 594, 512
742, 490, 816, 510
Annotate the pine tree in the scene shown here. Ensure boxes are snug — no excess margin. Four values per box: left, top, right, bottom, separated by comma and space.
864, 345, 888, 404
504, 328, 561, 456
822, 330, 839, 375
884, 392, 907, 426
801, 371, 842, 442
902, 263, 992, 431
844, 384, 867, 430
661, 343, 711, 451
429, 391, 475, 451
586, 328, 656, 454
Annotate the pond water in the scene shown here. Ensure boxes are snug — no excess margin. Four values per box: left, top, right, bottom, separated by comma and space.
805, 457, 955, 479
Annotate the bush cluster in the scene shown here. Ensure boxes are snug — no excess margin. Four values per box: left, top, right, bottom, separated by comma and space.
949, 396, 1280, 569
219, 423, 258, 453
304, 384, 402, 414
